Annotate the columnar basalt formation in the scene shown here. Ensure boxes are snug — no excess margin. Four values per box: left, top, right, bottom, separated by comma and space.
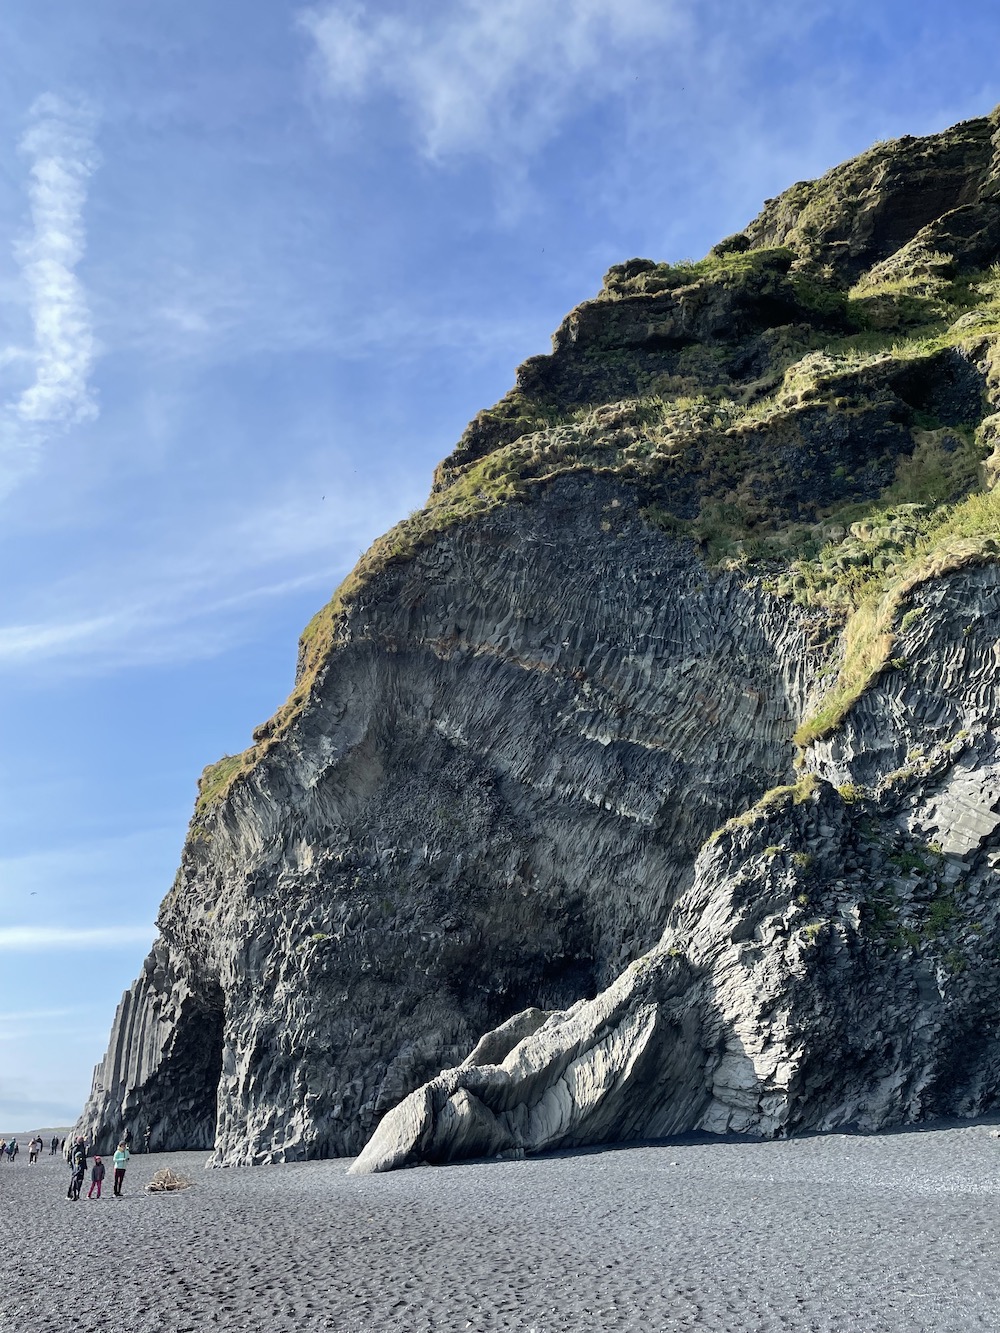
353, 563, 1000, 1170
79, 109, 1000, 1168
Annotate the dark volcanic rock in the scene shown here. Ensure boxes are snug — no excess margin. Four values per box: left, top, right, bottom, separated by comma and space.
355, 565, 1000, 1170
81, 478, 823, 1162
78, 107, 1000, 1169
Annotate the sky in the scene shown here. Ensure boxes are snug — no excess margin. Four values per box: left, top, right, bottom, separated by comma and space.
1, 0, 999, 1133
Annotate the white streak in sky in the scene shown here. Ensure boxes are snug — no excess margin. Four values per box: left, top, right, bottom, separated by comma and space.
0, 926, 154, 952
0, 614, 120, 661
0, 95, 98, 490
0, 1008, 77, 1025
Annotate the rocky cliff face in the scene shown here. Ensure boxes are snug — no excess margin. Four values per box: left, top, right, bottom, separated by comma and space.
79, 109, 1000, 1168
353, 562, 1000, 1170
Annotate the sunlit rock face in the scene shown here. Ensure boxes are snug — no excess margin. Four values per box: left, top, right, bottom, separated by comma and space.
79, 477, 822, 1161
79, 108, 1000, 1167
353, 563, 1000, 1172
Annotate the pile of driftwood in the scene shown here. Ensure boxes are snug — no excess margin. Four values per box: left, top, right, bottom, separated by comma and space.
146, 1168, 192, 1192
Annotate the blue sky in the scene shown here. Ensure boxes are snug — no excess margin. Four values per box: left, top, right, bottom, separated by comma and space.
2, 0, 998, 1132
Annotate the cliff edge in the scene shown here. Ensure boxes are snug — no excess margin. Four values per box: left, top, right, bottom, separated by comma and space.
77, 109, 1000, 1168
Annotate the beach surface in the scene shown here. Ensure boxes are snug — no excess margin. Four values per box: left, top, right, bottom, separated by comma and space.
2, 1122, 1000, 1332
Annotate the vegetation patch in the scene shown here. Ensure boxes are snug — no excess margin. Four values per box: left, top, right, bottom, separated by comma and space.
793, 486, 1000, 745
711, 773, 820, 843
191, 222, 1000, 815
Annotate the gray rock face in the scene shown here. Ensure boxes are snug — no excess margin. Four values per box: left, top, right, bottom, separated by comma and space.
76, 108, 1000, 1169
78, 476, 824, 1162
353, 568, 1000, 1171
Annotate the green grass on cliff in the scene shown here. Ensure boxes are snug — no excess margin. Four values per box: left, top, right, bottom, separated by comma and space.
709, 772, 821, 844
193, 243, 1000, 817
793, 486, 1000, 745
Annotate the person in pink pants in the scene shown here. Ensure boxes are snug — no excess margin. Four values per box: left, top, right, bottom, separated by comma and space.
87, 1156, 105, 1199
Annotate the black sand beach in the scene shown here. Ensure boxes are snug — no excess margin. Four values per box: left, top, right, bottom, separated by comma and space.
2, 1123, 1000, 1332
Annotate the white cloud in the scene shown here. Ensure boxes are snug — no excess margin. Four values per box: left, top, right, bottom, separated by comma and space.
0, 828, 177, 897
0, 571, 341, 672
0, 95, 98, 493
0, 475, 422, 672
0, 614, 120, 662
0, 926, 154, 952
299, 0, 971, 242
157, 302, 214, 336
299, 0, 682, 163
0, 1007, 77, 1025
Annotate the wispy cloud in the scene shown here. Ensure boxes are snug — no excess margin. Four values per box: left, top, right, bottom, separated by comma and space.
0, 827, 179, 895
0, 1007, 77, 1025
0, 95, 99, 494
125, 271, 540, 367
299, 0, 682, 164
298, 0, 976, 239
0, 574, 339, 671
0, 614, 119, 662
0, 926, 154, 952
0, 477, 422, 672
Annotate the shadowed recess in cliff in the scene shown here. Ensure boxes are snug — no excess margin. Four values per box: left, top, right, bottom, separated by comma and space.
76, 107, 1000, 1168
80, 945, 224, 1152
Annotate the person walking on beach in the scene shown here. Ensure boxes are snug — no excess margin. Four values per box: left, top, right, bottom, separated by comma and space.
7, 1138, 18, 1162
50, 1135, 58, 1155
87, 1156, 105, 1199
28, 1135, 43, 1164
112, 1141, 130, 1196
67, 1139, 87, 1200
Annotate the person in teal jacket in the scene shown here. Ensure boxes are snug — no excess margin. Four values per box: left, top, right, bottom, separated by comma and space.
112, 1142, 130, 1197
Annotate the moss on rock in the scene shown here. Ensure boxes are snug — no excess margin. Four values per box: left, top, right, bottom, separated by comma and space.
195, 107, 1000, 819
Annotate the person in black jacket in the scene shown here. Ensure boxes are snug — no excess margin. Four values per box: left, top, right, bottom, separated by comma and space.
67, 1139, 87, 1200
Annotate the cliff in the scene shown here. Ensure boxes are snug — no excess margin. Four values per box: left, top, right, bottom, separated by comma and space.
78, 109, 1000, 1168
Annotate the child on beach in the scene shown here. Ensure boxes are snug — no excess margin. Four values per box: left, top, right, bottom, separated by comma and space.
113, 1142, 130, 1196
88, 1156, 105, 1199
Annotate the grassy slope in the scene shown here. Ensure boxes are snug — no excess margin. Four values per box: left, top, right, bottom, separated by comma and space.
196, 118, 1000, 818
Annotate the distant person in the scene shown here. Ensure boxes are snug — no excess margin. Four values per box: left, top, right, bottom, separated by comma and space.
7, 1138, 18, 1162
143, 1125, 151, 1154
112, 1142, 130, 1197
67, 1139, 87, 1200
50, 1135, 59, 1156
122, 1126, 132, 1150
28, 1135, 43, 1163
87, 1156, 105, 1199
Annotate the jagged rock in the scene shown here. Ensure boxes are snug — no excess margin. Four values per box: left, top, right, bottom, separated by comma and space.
79, 486, 822, 1162
78, 107, 1000, 1170
355, 564, 1000, 1169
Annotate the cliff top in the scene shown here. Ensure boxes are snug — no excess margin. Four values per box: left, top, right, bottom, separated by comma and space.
197, 107, 1000, 813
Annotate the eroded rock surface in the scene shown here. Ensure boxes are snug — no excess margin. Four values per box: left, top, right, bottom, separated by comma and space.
79, 108, 1000, 1167
80, 479, 823, 1161
354, 564, 1000, 1169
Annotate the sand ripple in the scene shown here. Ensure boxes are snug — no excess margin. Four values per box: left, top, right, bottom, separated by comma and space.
3, 1122, 1000, 1331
